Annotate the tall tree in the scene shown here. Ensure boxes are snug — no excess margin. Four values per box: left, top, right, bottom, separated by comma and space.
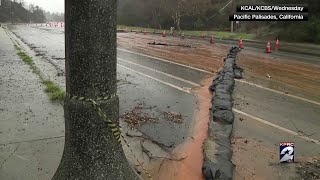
52, 0, 140, 179
162, 0, 211, 31
143, 0, 164, 29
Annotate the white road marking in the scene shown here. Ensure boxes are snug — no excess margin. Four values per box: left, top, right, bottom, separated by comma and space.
233, 108, 320, 145
235, 79, 320, 106
14, 28, 319, 105
118, 57, 200, 86
119, 62, 318, 145
118, 48, 320, 106
14, 154, 29, 161
117, 48, 213, 74
117, 64, 191, 93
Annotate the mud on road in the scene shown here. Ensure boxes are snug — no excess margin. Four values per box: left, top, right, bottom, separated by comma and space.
5, 25, 320, 180
118, 32, 320, 102
237, 51, 320, 102
117, 32, 320, 180
117, 33, 227, 73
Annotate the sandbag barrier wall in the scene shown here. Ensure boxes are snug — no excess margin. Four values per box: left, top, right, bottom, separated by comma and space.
202, 46, 243, 180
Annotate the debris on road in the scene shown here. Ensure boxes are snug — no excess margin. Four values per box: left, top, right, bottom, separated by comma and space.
117, 33, 227, 73
163, 111, 184, 124
52, 57, 65, 60
267, 74, 271, 78
148, 42, 193, 48
117, 78, 133, 86
120, 103, 158, 129
35, 53, 45, 56
296, 160, 320, 180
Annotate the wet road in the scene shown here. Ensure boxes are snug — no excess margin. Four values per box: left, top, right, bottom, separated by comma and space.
8, 25, 209, 150
233, 81, 320, 151
139, 33, 320, 66
7, 25, 320, 179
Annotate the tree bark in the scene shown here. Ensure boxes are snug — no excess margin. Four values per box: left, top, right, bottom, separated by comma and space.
152, 10, 157, 29
173, 12, 181, 32
53, 0, 140, 179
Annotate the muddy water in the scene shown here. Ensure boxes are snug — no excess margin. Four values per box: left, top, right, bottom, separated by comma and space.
153, 76, 213, 180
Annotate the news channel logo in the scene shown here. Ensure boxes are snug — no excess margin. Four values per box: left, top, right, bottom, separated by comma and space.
279, 142, 294, 163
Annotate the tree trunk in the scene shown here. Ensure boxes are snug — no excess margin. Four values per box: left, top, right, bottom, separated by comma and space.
152, 10, 157, 29
176, 16, 181, 32
157, 11, 162, 29
52, 0, 140, 180
173, 12, 181, 32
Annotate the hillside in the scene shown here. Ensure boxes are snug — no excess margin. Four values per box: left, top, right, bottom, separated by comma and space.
0, 0, 45, 23
118, 0, 320, 43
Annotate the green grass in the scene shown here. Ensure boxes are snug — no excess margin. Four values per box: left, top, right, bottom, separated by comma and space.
42, 80, 65, 101
31, 65, 40, 76
17, 51, 33, 65
117, 25, 254, 40
14, 44, 21, 51
15, 44, 65, 102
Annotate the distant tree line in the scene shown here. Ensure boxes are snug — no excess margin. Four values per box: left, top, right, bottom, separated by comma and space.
118, 0, 320, 43
45, 12, 64, 22
0, 0, 64, 23
118, 0, 229, 31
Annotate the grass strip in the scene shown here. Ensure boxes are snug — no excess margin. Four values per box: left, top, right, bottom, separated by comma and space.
42, 80, 65, 101
15, 45, 65, 101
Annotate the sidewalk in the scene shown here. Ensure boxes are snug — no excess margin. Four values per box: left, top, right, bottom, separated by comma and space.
0, 27, 64, 180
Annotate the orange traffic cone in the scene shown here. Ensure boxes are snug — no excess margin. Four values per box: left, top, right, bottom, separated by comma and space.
266, 40, 271, 53
210, 35, 214, 44
275, 38, 279, 50
162, 31, 166, 37
238, 38, 243, 49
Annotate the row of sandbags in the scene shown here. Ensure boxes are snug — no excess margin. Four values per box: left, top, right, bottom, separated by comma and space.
203, 46, 243, 180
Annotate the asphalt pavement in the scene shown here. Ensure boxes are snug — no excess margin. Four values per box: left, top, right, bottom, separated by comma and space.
3, 24, 209, 179
8, 25, 209, 149
138, 32, 320, 66
2, 25, 320, 180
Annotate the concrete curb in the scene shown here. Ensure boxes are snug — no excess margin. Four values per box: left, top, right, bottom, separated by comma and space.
2, 27, 50, 82
202, 46, 242, 180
